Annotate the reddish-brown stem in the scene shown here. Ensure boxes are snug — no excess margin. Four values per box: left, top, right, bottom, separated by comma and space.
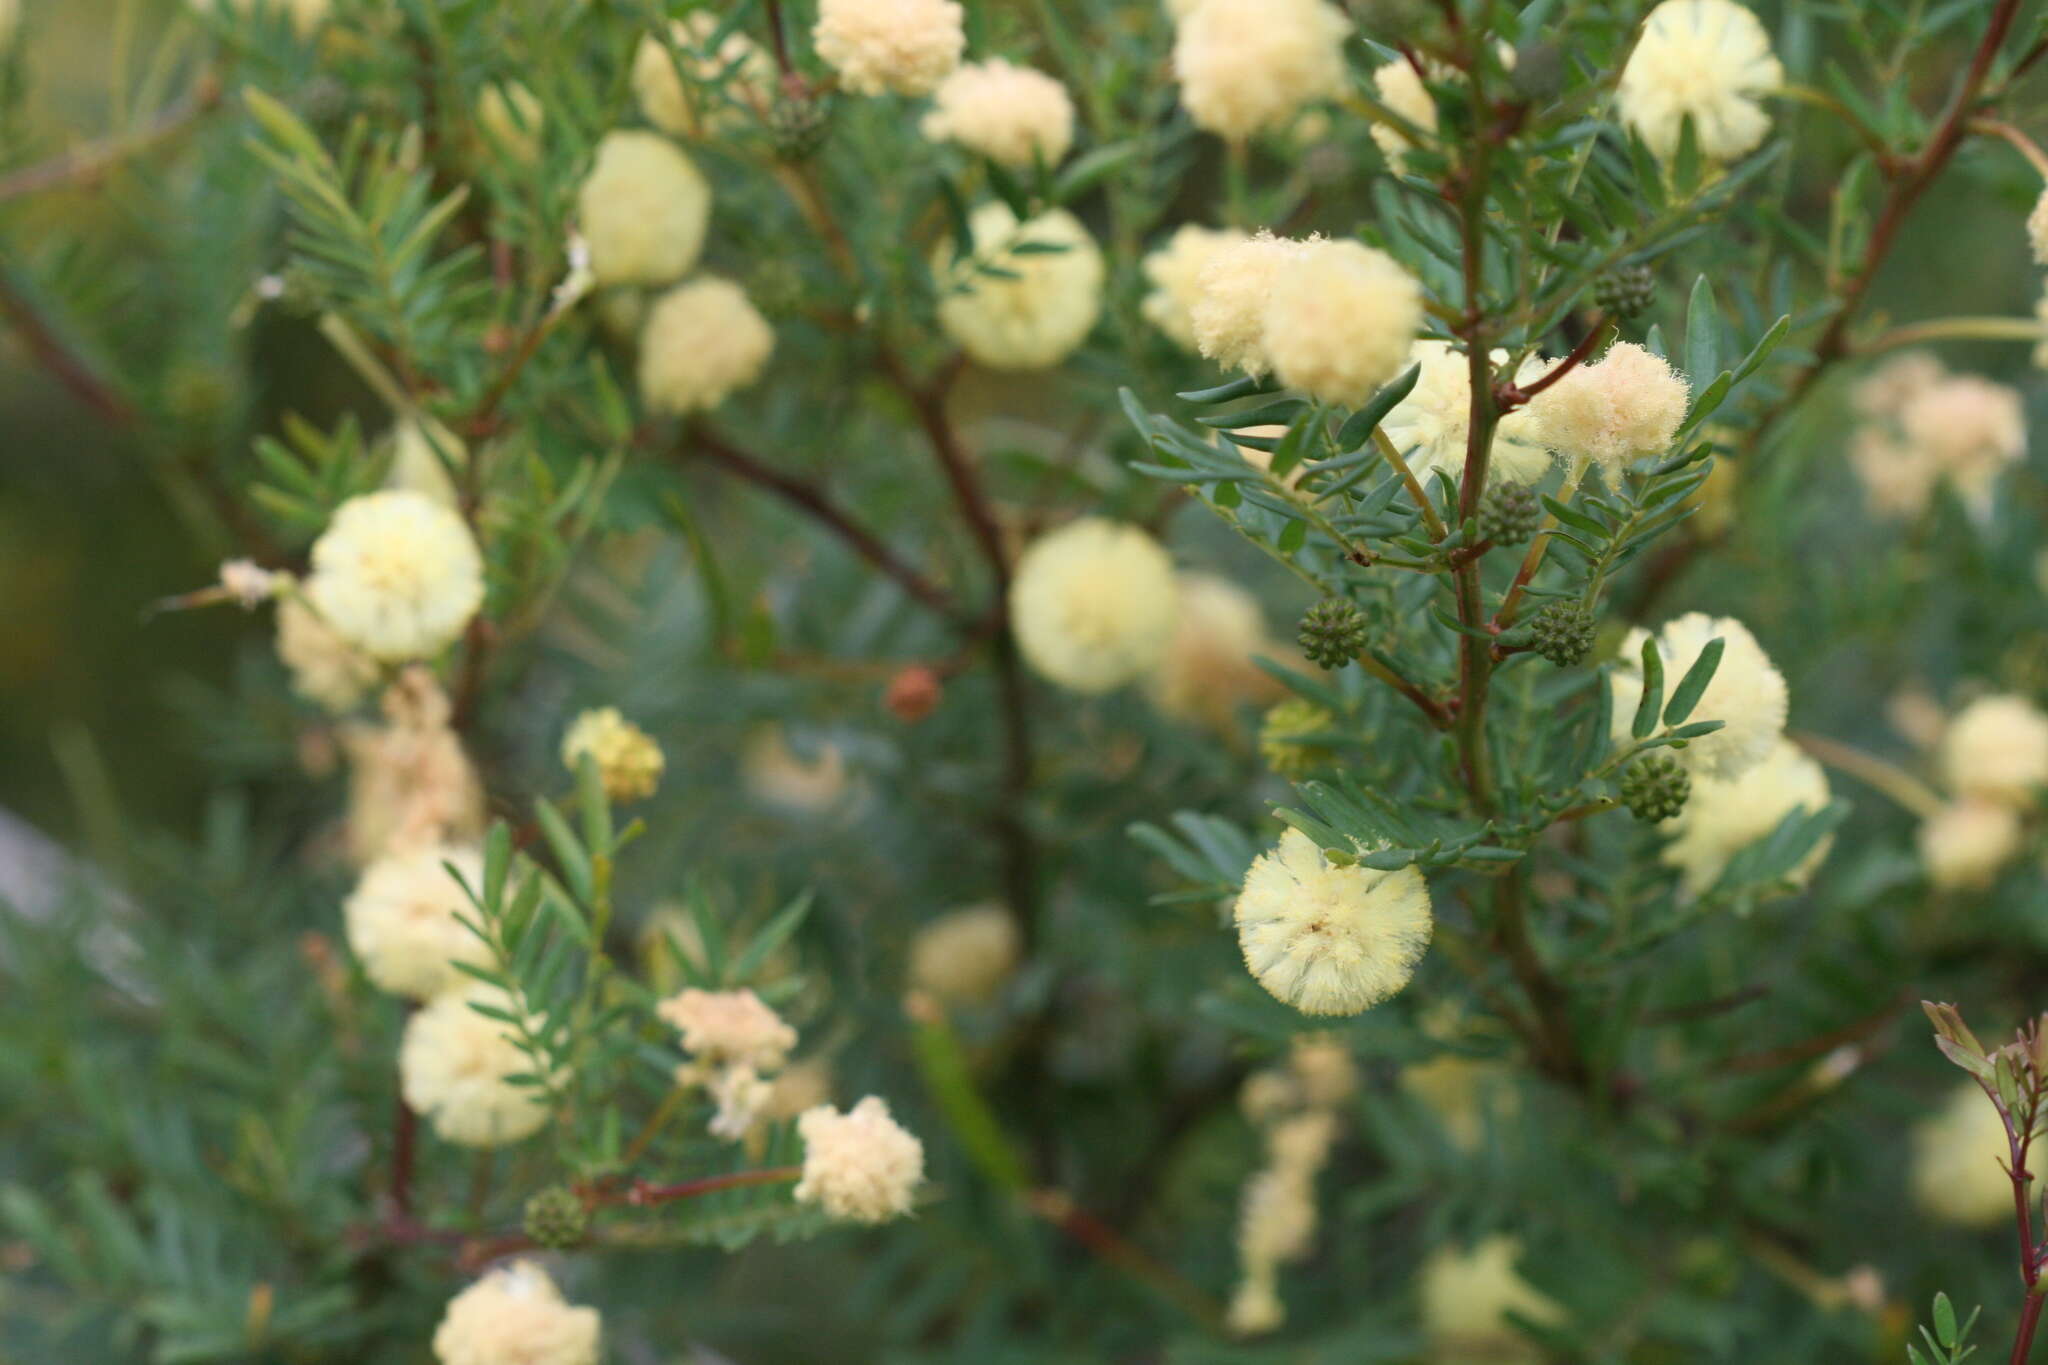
391, 1095, 418, 1219
0, 75, 222, 203
1357, 652, 1455, 730
1719, 992, 1908, 1075
2011, 1100, 2044, 1365
1502, 316, 1610, 410
762, 0, 800, 90
689, 426, 963, 621
0, 261, 138, 427
1024, 1190, 1223, 1329
622, 1165, 801, 1208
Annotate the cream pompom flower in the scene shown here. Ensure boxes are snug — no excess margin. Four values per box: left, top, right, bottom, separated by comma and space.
1609, 613, 1788, 779
1538, 341, 1691, 475
637, 276, 775, 416
576, 131, 711, 288
1141, 225, 1251, 352
813, 0, 964, 97
1940, 694, 2048, 806
1913, 1081, 2015, 1227
1896, 375, 2025, 519
275, 595, 379, 713
907, 904, 1022, 1005
633, 14, 772, 140
1263, 238, 1423, 408
1368, 59, 1436, 173
304, 491, 485, 662
432, 1261, 600, 1365
1419, 1237, 1565, 1361
1234, 829, 1433, 1016
1172, 0, 1350, 143
1145, 572, 1282, 729
795, 1096, 925, 1223
1381, 340, 1556, 486
343, 843, 489, 1000
561, 706, 665, 802
1918, 800, 2024, 891
1009, 518, 1179, 693
935, 203, 1104, 370
1617, 0, 1782, 163
475, 83, 544, 166
1657, 738, 1831, 894
1191, 231, 1306, 378
657, 987, 798, 1072
400, 984, 555, 1147
921, 59, 1075, 167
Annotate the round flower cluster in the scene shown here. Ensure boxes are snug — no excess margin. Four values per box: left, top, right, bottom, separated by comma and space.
343, 842, 489, 1000
1914, 692, 2048, 889
275, 594, 379, 713
1234, 829, 1433, 1016
1192, 233, 1423, 406
633, 14, 773, 140
1141, 225, 1250, 351
794, 1096, 926, 1223
907, 903, 1022, 1006
432, 1261, 600, 1365
639, 278, 775, 417
1912, 1081, 2015, 1227
1369, 58, 1436, 174
1381, 341, 1556, 486
561, 706, 666, 802
576, 130, 711, 288
1010, 518, 1179, 693
1145, 572, 1284, 731
1171, 0, 1350, 143
400, 982, 556, 1147
658, 986, 800, 1142
343, 667, 485, 864
1609, 612, 1788, 779
813, 0, 964, 97
934, 202, 1104, 370
1419, 1236, 1565, 1362
1226, 1036, 1355, 1334
1657, 739, 1832, 895
1617, 0, 1783, 164
305, 491, 485, 663
921, 59, 1074, 167
1538, 341, 1691, 476
1850, 355, 2025, 522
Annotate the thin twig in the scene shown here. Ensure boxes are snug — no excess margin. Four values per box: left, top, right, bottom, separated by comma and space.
0, 74, 222, 203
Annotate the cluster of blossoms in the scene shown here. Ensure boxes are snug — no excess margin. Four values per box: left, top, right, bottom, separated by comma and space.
1234, 828, 1434, 1016
1418, 1235, 1565, 1362
1615, 0, 1783, 164
1909, 693, 2048, 890
1848, 352, 2025, 522
560, 706, 666, 804
657, 986, 798, 1142
1225, 1035, 1356, 1334
432, 1261, 600, 1365
905, 903, 1022, 1007
1167, 0, 1350, 144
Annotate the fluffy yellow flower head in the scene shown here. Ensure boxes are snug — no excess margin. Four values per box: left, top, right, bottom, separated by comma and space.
637, 276, 775, 416
1919, 799, 2024, 891
1617, 0, 1782, 163
1145, 572, 1280, 729
1172, 0, 1350, 143
1913, 1080, 2014, 1227
1263, 238, 1423, 408
795, 1096, 925, 1223
1141, 225, 1251, 352
1420, 1236, 1564, 1362
561, 706, 666, 802
1009, 518, 1179, 693
656, 987, 798, 1072
633, 14, 773, 140
1539, 341, 1691, 474
1940, 694, 2048, 806
344, 668, 485, 864
813, 0, 964, 97
275, 595, 379, 713
935, 203, 1104, 370
907, 904, 1022, 1005
1897, 375, 2026, 518
1381, 340, 1556, 486
305, 491, 485, 663
921, 59, 1075, 167
1657, 738, 1831, 894
1234, 829, 1433, 1016
432, 1261, 600, 1365
400, 983, 554, 1148
343, 842, 489, 1000
576, 131, 711, 288
1191, 231, 1306, 378
1369, 59, 1436, 173
475, 82, 544, 166
1847, 426, 1940, 520
1609, 612, 1787, 779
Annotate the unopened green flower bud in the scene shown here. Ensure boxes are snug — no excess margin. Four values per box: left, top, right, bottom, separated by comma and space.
522, 1185, 589, 1249
768, 92, 833, 162
1620, 753, 1690, 822
1298, 598, 1369, 670
1530, 601, 1596, 667
1594, 263, 1656, 319
1478, 480, 1542, 547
